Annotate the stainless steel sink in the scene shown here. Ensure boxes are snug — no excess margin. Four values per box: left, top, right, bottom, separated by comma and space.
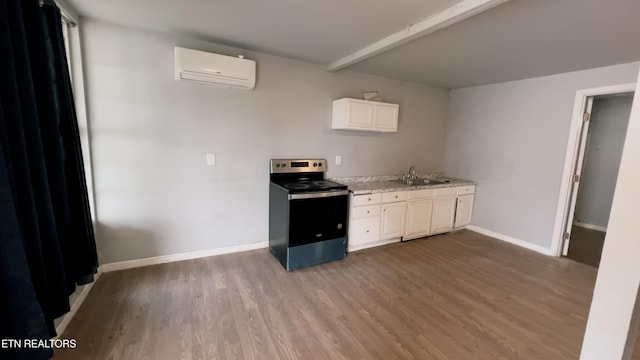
391, 179, 447, 186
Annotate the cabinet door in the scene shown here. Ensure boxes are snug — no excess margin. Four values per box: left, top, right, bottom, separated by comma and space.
373, 103, 399, 131
380, 202, 406, 240
348, 217, 380, 250
454, 194, 474, 228
405, 198, 433, 240
431, 195, 456, 235
346, 101, 374, 129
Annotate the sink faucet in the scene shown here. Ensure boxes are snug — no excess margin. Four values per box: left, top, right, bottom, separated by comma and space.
403, 166, 418, 181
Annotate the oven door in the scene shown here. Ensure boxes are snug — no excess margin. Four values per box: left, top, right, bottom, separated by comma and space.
288, 190, 348, 247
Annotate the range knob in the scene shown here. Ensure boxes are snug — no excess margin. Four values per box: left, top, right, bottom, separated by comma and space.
276, 164, 281, 168
282, 163, 287, 168
313, 162, 318, 167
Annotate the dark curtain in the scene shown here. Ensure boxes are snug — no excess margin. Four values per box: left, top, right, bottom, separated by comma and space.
0, 0, 98, 358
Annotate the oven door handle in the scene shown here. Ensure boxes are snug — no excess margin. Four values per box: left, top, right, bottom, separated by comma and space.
288, 190, 349, 200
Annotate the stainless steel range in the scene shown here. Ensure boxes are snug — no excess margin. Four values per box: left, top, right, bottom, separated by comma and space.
269, 159, 349, 271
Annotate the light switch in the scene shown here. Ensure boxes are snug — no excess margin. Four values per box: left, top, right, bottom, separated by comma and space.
335, 155, 341, 165
206, 153, 216, 165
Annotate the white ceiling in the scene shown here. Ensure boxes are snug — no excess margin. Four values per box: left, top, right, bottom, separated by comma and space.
66, 0, 640, 89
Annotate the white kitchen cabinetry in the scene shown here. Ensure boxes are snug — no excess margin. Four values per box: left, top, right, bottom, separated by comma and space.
404, 188, 435, 240
331, 98, 399, 132
351, 193, 382, 207
430, 187, 458, 235
380, 191, 407, 240
347, 184, 475, 252
454, 185, 476, 228
381, 202, 407, 240
348, 193, 382, 251
405, 199, 433, 240
349, 216, 381, 248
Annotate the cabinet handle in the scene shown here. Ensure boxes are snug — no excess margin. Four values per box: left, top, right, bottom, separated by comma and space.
367, 198, 371, 201
366, 211, 370, 214
395, 195, 398, 199
366, 230, 369, 233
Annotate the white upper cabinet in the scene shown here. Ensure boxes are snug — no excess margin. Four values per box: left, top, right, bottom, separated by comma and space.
373, 102, 399, 131
332, 98, 399, 132
343, 101, 374, 129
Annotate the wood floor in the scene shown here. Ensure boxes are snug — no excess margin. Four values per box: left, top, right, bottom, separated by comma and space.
566, 225, 606, 268
55, 230, 635, 359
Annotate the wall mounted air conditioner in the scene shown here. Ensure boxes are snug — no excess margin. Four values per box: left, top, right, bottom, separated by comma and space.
174, 47, 256, 90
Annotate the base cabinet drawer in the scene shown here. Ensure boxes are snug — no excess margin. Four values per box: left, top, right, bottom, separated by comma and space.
351, 193, 382, 207
351, 204, 381, 219
381, 191, 408, 203
408, 188, 434, 199
457, 185, 476, 195
348, 217, 380, 249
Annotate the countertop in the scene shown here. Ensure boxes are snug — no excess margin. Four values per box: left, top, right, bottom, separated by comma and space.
331, 175, 475, 195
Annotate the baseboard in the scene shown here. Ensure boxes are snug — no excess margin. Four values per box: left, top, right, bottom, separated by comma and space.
54, 271, 102, 337
100, 241, 269, 273
466, 225, 555, 256
348, 238, 399, 252
573, 221, 607, 232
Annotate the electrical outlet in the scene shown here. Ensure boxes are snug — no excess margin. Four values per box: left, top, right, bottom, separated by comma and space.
335, 155, 342, 165
206, 153, 216, 165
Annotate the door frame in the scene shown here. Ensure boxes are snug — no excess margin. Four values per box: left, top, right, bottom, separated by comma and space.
551, 83, 636, 257
560, 95, 594, 256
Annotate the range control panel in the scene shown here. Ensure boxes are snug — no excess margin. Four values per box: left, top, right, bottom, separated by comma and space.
270, 159, 326, 174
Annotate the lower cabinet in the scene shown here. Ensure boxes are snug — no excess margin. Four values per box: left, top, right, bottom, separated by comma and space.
348, 193, 382, 251
348, 185, 475, 251
380, 202, 407, 240
349, 216, 380, 248
348, 191, 407, 251
454, 194, 474, 228
430, 196, 457, 235
430, 188, 458, 235
404, 198, 433, 240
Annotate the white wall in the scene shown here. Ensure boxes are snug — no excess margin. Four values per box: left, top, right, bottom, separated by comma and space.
580, 63, 640, 360
575, 95, 634, 229
445, 62, 639, 250
82, 20, 450, 264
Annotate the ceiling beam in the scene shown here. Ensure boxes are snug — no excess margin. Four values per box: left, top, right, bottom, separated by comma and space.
327, 0, 509, 72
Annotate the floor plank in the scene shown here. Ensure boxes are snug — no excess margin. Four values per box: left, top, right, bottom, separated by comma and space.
567, 225, 606, 267
54, 230, 636, 359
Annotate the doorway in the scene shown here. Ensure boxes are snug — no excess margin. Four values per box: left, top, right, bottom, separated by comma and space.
555, 86, 635, 265
567, 92, 634, 266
